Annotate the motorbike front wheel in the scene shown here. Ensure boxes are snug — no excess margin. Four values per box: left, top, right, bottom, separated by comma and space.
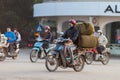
101, 52, 110, 65
45, 55, 58, 72
0, 54, 6, 61
0, 48, 6, 61
30, 50, 39, 63
73, 55, 85, 72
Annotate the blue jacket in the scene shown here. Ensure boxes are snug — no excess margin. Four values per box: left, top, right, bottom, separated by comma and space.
5, 31, 16, 42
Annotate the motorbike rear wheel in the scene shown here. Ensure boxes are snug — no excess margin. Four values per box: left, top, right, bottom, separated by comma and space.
85, 52, 93, 65
30, 50, 39, 63
101, 52, 110, 65
45, 55, 58, 72
73, 55, 85, 72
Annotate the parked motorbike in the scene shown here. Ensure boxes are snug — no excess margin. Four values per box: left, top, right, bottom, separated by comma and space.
30, 35, 55, 63
85, 48, 110, 65
45, 37, 85, 72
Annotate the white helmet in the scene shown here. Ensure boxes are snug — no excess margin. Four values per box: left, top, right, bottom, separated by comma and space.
97, 30, 102, 33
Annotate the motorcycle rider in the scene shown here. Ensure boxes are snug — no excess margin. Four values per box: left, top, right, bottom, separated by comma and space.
14, 28, 21, 53
42, 25, 52, 48
4, 27, 16, 54
0, 32, 7, 56
96, 30, 108, 57
35, 25, 52, 58
62, 19, 79, 64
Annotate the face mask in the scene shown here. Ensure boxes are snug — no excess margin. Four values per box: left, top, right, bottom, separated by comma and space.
45, 30, 48, 32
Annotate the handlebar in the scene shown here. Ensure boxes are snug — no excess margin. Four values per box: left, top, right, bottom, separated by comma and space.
56, 38, 70, 43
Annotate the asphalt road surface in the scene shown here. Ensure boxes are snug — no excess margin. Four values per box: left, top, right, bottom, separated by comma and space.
0, 48, 120, 80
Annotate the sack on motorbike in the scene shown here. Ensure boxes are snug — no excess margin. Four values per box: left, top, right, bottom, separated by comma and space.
79, 35, 99, 48
76, 22, 95, 35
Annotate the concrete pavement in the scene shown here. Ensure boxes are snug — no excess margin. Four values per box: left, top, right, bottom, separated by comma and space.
0, 49, 120, 80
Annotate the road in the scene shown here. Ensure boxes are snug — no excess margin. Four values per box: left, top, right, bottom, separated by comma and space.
0, 49, 120, 80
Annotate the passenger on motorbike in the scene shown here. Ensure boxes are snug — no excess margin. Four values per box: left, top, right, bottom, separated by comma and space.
62, 19, 79, 64
96, 30, 108, 56
14, 28, 21, 53
4, 27, 16, 53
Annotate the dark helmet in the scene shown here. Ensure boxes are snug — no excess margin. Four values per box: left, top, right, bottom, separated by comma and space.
69, 19, 76, 25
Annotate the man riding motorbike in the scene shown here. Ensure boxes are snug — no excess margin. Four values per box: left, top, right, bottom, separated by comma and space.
34, 25, 52, 59
96, 30, 108, 58
62, 19, 79, 65
0, 33, 7, 57
42, 25, 52, 48
4, 27, 16, 54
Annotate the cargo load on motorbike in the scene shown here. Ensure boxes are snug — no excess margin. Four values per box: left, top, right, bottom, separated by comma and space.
75, 22, 99, 48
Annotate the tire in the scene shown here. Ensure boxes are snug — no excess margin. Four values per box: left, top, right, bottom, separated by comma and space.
0, 48, 6, 62
101, 53, 110, 65
0, 55, 6, 61
30, 50, 39, 63
85, 52, 93, 65
45, 55, 58, 72
73, 55, 85, 72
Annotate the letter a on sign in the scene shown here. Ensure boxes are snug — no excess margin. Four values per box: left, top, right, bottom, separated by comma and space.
104, 5, 114, 13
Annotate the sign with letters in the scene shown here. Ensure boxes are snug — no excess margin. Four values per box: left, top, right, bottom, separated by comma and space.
104, 5, 120, 13
34, 2, 120, 17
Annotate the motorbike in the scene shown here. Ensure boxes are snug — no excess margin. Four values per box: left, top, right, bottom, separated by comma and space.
45, 37, 85, 72
0, 42, 19, 61
85, 47, 110, 65
30, 35, 55, 63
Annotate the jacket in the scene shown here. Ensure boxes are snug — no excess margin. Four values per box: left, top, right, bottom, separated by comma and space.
5, 31, 16, 42
62, 26, 79, 43
15, 32, 21, 42
98, 34, 108, 47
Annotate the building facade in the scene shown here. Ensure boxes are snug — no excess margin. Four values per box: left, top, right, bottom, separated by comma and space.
33, 0, 120, 44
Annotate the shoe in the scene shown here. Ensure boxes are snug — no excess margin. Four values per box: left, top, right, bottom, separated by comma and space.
15, 49, 19, 53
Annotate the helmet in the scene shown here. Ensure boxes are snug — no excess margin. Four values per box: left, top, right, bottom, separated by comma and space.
97, 30, 102, 33
34, 33, 39, 37
45, 25, 50, 30
69, 19, 76, 25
